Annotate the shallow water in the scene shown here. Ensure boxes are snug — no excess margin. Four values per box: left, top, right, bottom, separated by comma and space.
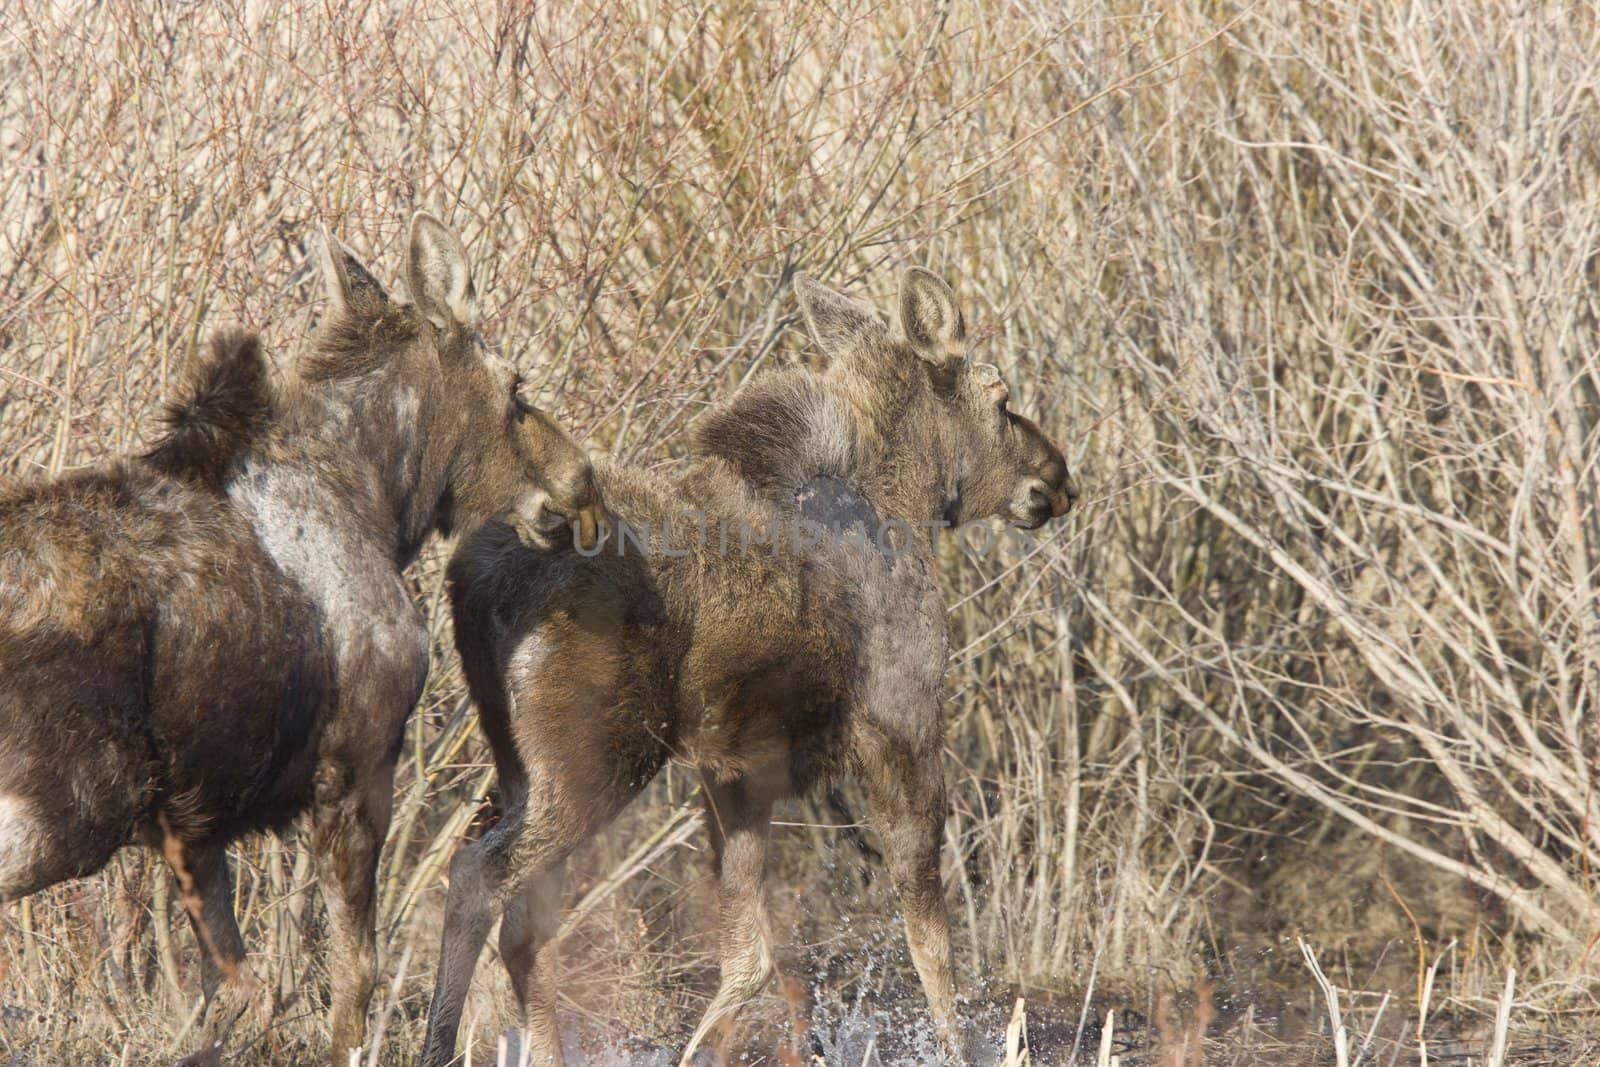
537, 982, 954, 1066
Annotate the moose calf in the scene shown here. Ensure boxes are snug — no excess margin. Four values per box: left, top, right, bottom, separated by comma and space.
0, 214, 602, 1065
421, 268, 1075, 1066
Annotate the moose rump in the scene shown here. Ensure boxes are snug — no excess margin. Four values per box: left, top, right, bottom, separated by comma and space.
0, 396, 338, 903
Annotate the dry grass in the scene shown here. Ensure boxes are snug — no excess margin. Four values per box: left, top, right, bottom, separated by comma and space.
3, 1, 1599, 1063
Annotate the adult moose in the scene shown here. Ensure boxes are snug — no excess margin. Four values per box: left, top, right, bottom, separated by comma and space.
421, 268, 1076, 1066
0, 214, 603, 1066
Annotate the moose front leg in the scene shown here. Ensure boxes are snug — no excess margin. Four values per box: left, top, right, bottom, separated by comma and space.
312, 767, 395, 1065
859, 737, 964, 1062
162, 836, 257, 1067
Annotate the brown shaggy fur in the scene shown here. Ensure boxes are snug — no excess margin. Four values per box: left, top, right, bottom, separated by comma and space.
420, 268, 1076, 1067
0, 214, 602, 1067
143, 331, 275, 491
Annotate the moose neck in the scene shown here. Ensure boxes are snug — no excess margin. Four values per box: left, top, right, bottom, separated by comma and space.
344, 373, 456, 566
244, 358, 453, 569
823, 356, 964, 529
851, 399, 963, 532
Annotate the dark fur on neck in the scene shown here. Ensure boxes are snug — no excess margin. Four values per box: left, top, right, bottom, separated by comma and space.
144, 330, 274, 492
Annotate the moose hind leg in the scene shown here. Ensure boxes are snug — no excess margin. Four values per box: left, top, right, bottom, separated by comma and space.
163, 836, 256, 1067
421, 788, 608, 1067
313, 767, 396, 1066
859, 736, 964, 1062
498, 859, 568, 1064
679, 779, 777, 1067
420, 804, 522, 1067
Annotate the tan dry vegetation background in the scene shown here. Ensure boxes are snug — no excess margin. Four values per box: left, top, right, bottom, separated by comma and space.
2, 1, 1599, 1064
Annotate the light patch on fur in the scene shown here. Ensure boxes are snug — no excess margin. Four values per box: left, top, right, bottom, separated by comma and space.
802, 391, 855, 475
506, 633, 550, 695
506, 633, 555, 763
0, 794, 46, 894
232, 464, 429, 674
392, 386, 423, 486
393, 386, 420, 428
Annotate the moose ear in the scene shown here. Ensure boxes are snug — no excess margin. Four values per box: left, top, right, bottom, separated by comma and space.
407, 212, 477, 330
317, 225, 388, 314
898, 267, 965, 362
794, 274, 886, 359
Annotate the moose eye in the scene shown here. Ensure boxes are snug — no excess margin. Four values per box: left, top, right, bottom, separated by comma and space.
509, 372, 534, 415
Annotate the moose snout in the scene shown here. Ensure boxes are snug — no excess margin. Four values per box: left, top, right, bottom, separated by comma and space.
1051, 469, 1079, 516
1014, 472, 1076, 528
506, 478, 608, 552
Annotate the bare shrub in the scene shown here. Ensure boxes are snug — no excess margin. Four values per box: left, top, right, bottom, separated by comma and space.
2, 0, 1596, 1062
